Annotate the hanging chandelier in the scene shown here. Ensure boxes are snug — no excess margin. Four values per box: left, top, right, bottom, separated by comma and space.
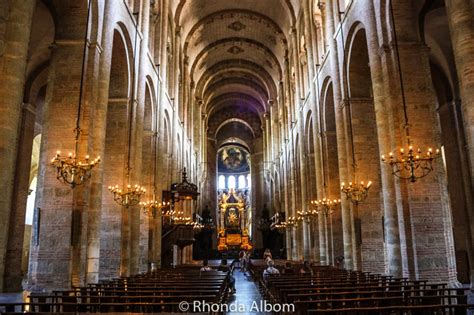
337, 16, 372, 204
140, 200, 171, 218
108, 184, 146, 208
192, 221, 204, 233
171, 210, 192, 225
139, 124, 169, 217
296, 210, 313, 223
341, 181, 371, 205
285, 216, 298, 229
51, 151, 100, 188
271, 221, 287, 234
382, 146, 440, 182
109, 17, 144, 207
311, 198, 341, 216
381, 0, 441, 183
51, 0, 100, 188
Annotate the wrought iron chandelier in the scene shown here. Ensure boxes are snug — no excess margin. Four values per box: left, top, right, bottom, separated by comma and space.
270, 213, 298, 231
341, 181, 371, 205
50, 0, 100, 188
311, 198, 341, 216
285, 216, 298, 229
171, 210, 192, 225
140, 200, 171, 218
139, 120, 170, 217
108, 17, 144, 207
296, 209, 313, 223
337, 13, 372, 204
381, 0, 440, 182
109, 184, 146, 208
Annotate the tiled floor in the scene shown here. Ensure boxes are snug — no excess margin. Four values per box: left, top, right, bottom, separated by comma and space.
225, 269, 270, 315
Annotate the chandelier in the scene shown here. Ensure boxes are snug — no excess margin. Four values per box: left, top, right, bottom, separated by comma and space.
296, 209, 313, 223
171, 210, 192, 225
108, 18, 144, 207
311, 198, 341, 216
140, 200, 171, 218
108, 183, 146, 208
285, 216, 298, 229
51, 0, 100, 188
192, 221, 204, 233
336, 10, 372, 205
269, 212, 298, 232
341, 181, 371, 205
271, 222, 287, 234
381, 0, 441, 183
382, 146, 440, 182
51, 151, 100, 188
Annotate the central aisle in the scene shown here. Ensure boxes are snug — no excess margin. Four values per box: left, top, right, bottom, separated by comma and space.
226, 269, 270, 315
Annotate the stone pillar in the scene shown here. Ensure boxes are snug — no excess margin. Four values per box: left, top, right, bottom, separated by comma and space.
445, 0, 474, 286
4, 103, 36, 291
0, 0, 36, 292
130, 0, 151, 276
154, 0, 170, 268
386, 1, 457, 284
28, 2, 92, 291
318, 214, 327, 264
326, 3, 354, 270
365, 2, 402, 277
88, 0, 113, 283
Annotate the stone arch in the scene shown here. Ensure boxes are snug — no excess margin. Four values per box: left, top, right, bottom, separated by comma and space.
142, 79, 155, 195
345, 25, 384, 273
321, 79, 344, 264
163, 109, 171, 155
304, 110, 317, 202
100, 27, 132, 280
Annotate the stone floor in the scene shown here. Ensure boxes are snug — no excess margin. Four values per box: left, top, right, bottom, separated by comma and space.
225, 268, 270, 315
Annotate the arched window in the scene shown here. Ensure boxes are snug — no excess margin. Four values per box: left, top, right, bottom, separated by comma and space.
247, 174, 251, 188
228, 176, 236, 189
218, 175, 226, 189
238, 175, 246, 189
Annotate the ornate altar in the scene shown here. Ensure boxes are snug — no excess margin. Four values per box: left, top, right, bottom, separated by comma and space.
217, 188, 252, 251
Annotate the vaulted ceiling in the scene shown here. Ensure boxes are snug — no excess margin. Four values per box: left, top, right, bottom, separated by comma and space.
174, 0, 296, 148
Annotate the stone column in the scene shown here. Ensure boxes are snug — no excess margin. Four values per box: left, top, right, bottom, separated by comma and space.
0, 0, 36, 292
326, 2, 354, 270
386, 1, 457, 284
365, 1, 402, 277
28, 2, 92, 291
130, 0, 151, 276
445, 0, 474, 286
4, 103, 36, 291
87, 0, 113, 283
154, 0, 170, 268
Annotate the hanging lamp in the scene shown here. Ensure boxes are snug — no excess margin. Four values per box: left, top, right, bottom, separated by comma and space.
336, 6, 372, 205
108, 16, 145, 207
381, 0, 440, 182
50, 0, 100, 188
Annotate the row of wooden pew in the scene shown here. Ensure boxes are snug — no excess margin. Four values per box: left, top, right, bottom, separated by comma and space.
252, 261, 474, 314
0, 267, 229, 313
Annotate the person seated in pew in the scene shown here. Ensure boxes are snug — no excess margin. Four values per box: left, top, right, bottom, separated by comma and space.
300, 260, 313, 276
283, 261, 294, 274
200, 259, 212, 272
263, 259, 280, 282
218, 259, 236, 293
